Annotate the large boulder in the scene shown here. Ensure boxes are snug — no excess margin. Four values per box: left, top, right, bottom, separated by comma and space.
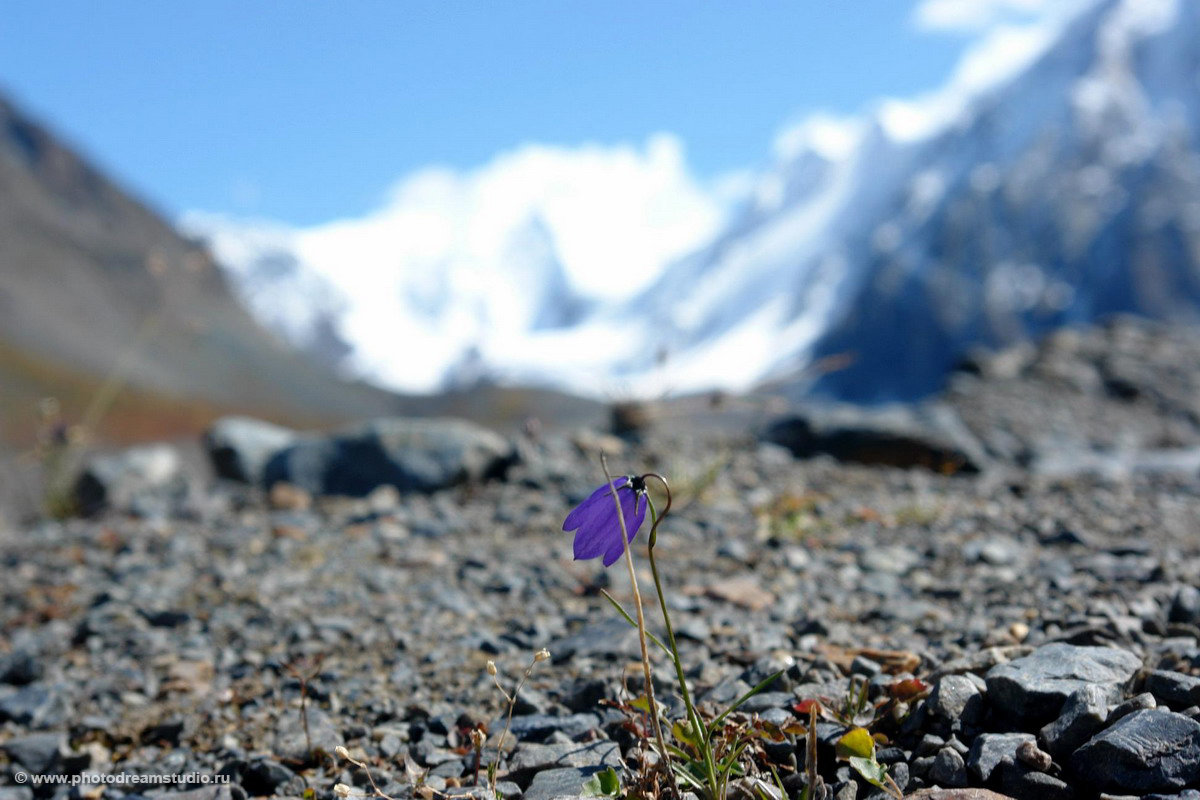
263, 417, 514, 496
203, 416, 298, 484
763, 403, 986, 473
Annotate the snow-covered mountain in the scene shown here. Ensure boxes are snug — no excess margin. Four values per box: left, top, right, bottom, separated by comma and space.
188, 0, 1200, 402
183, 135, 721, 394
626, 0, 1200, 401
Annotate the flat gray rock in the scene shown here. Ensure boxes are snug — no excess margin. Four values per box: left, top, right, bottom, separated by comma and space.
522, 766, 604, 800
1039, 683, 1110, 758
967, 733, 1035, 783
1073, 709, 1200, 794
204, 416, 298, 484
73, 444, 187, 516
1144, 670, 1200, 711
762, 402, 987, 474
263, 417, 513, 496
0, 731, 64, 773
507, 740, 619, 780
985, 643, 1140, 725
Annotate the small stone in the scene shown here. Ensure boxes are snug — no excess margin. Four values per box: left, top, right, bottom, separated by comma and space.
1014, 740, 1052, 772
929, 747, 968, 787
918, 734, 947, 756
967, 733, 1036, 783
268, 482, 312, 511
1108, 693, 1156, 724
739, 691, 796, 713
552, 620, 638, 661
507, 741, 619, 780
560, 678, 609, 713
1168, 586, 1200, 625
522, 766, 605, 800
503, 714, 598, 743
241, 759, 298, 796
1038, 683, 1109, 758
717, 539, 751, 562
1144, 670, 1200, 710
1073, 709, 1200, 794
141, 718, 185, 745
0, 732, 65, 773
964, 537, 1021, 566
73, 443, 186, 515
204, 416, 297, 484
997, 764, 1074, 800
849, 656, 882, 677
271, 708, 342, 761
703, 576, 776, 611
930, 675, 984, 726
0, 651, 42, 686
0, 683, 71, 727
495, 781, 523, 799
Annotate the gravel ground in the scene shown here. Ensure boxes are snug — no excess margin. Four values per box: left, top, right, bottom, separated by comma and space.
2, 319, 1200, 800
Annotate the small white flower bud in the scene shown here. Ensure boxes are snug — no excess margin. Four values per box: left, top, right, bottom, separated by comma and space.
485, 660, 497, 675
534, 649, 551, 663
334, 784, 353, 798
335, 745, 351, 760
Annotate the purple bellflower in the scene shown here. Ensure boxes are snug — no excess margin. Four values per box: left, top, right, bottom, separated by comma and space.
563, 475, 648, 567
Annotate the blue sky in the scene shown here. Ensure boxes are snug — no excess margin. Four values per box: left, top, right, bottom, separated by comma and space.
0, 1, 990, 226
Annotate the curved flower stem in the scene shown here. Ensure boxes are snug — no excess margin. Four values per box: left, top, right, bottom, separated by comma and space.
600, 455, 675, 795
643, 475, 719, 800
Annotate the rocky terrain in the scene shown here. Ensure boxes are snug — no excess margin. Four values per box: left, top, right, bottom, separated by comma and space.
2, 317, 1200, 800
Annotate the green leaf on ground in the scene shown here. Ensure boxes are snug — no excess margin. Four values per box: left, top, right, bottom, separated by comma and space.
582, 766, 621, 797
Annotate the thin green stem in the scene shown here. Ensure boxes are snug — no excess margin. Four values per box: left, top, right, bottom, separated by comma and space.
599, 456, 675, 796
643, 481, 720, 800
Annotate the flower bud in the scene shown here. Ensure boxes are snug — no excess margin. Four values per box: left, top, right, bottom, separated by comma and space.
485, 660, 497, 675
334, 784, 353, 798
335, 745, 350, 760
534, 649, 551, 663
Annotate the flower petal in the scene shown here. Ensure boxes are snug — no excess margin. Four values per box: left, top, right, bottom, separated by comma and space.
600, 488, 646, 566
622, 487, 647, 537
563, 476, 628, 531
564, 476, 648, 568
602, 535, 627, 567
573, 519, 614, 560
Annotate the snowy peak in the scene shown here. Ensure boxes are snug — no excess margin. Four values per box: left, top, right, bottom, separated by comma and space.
799, 0, 1200, 399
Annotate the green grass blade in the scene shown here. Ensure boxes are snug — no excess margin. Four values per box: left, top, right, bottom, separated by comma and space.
709, 670, 785, 732
600, 589, 671, 656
